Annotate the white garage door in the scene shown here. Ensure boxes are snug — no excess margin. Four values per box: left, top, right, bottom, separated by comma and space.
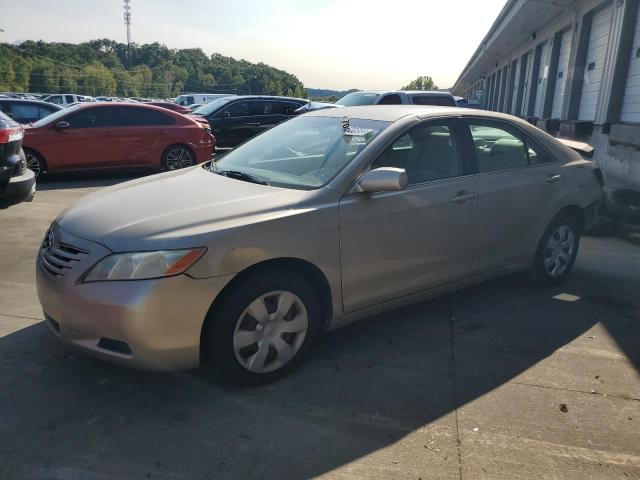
534, 41, 549, 117
552, 29, 573, 119
578, 6, 612, 121
621, 9, 640, 122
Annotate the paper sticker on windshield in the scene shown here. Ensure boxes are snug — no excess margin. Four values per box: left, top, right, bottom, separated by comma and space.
343, 126, 373, 137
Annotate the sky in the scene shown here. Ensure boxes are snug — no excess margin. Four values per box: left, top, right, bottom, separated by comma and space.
0, 0, 506, 91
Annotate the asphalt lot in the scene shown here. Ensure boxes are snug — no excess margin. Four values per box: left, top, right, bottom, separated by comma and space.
1, 172, 639, 480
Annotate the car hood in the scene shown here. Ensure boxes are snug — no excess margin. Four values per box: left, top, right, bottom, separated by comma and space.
56, 166, 310, 252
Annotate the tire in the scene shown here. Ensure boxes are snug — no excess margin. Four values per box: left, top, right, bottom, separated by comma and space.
202, 270, 321, 386
161, 145, 195, 171
23, 149, 45, 178
526, 213, 581, 287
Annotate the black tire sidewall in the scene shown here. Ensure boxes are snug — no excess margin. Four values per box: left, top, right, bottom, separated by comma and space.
161, 145, 195, 171
530, 213, 580, 287
203, 270, 321, 386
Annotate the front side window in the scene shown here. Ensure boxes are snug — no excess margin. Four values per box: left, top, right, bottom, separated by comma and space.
224, 101, 250, 117
65, 95, 75, 104
469, 121, 528, 173
372, 121, 464, 185
66, 107, 116, 129
49, 96, 63, 105
213, 116, 389, 189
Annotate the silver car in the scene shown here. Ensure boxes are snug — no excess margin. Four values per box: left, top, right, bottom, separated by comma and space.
36, 106, 602, 384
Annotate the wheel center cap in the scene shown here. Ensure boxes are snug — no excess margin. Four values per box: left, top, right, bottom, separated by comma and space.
264, 323, 278, 338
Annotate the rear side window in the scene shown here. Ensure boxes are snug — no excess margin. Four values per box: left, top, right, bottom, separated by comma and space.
372, 121, 464, 185
263, 101, 304, 115
48, 96, 63, 105
67, 107, 116, 128
65, 95, 75, 104
412, 96, 456, 106
378, 94, 403, 105
117, 107, 175, 126
469, 121, 528, 172
10, 103, 40, 119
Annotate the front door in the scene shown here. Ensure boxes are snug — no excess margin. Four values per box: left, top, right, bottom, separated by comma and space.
339, 119, 478, 313
211, 100, 256, 148
464, 119, 565, 272
44, 106, 118, 169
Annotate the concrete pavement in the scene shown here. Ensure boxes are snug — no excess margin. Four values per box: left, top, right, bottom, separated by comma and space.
0, 172, 638, 480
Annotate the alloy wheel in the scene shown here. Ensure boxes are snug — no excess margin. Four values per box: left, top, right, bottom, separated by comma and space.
544, 225, 575, 277
165, 147, 194, 170
232, 290, 309, 373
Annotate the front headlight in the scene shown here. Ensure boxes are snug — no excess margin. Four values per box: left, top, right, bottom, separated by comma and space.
84, 248, 206, 282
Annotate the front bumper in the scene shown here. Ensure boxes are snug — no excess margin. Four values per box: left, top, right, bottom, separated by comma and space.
36, 225, 234, 371
0, 168, 35, 208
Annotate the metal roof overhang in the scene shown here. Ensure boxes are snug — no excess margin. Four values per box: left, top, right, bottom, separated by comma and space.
452, 0, 578, 94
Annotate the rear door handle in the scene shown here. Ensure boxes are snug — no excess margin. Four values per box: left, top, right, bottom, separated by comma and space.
545, 174, 563, 184
245, 122, 261, 126
450, 191, 476, 204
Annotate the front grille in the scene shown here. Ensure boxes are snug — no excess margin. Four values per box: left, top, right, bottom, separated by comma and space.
39, 240, 88, 279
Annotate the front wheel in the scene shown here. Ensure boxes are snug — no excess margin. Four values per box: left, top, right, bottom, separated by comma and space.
526, 213, 581, 287
161, 145, 195, 171
202, 270, 321, 385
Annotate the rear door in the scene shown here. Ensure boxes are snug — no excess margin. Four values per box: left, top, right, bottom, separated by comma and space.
339, 118, 478, 312
115, 107, 177, 167
44, 106, 118, 169
464, 118, 564, 272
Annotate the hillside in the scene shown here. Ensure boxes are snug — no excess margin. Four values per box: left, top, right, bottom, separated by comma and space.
0, 39, 306, 98
306, 87, 358, 102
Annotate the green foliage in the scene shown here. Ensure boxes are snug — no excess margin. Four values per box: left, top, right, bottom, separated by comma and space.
0, 40, 306, 98
401, 76, 438, 91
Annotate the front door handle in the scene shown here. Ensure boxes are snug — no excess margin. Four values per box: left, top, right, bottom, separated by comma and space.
450, 191, 476, 204
545, 174, 563, 184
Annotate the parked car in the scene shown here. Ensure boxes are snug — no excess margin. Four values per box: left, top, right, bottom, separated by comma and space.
144, 101, 192, 114
455, 96, 483, 109
37, 106, 602, 384
0, 112, 35, 208
41, 94, 96, 107
175, 93, 236, 106
22, 103, 214, 177
294, 101, 338, 114
0, 98, 63, 124
335, 90, 458, 107
189, 95, 308, 148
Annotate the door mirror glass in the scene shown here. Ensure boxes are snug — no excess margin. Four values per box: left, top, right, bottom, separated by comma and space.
55, 121, 70, 130
358, 167, 408, 193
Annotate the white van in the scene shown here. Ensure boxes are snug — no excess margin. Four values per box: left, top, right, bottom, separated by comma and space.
175, 93, 235, 106
41, 94, 96, 107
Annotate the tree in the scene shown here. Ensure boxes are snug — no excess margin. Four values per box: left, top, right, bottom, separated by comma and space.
401, 75, 438, 91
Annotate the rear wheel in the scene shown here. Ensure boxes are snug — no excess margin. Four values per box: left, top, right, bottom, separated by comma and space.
161, 145, 195, 171
202, 270, 321, 385
23, 149, 45, 178
526, 213, 581, 286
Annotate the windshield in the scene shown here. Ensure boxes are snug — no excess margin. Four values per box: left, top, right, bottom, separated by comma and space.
213, 116, 389, 189
31, 104, 81, 127
335, 92, 380, 107
191, 97, 235, 116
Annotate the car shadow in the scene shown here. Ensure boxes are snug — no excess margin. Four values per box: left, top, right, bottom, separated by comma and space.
0, 239, 638, 479
36, 170, 154, 191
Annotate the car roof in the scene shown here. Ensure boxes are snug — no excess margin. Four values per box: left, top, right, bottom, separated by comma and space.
346, 90, 453, 97
224, 95, 308, 102
304, 105, 520, 123
0, 98, 63, 108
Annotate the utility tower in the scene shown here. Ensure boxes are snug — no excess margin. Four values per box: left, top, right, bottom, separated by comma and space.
123, 0, 132, 63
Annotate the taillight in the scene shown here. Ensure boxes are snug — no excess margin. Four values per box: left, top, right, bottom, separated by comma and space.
0, 126, 24, 144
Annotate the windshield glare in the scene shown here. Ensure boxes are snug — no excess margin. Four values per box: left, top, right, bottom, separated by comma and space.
213, 116, 389, 189
192, 97, 234, 116
335, 92, 380, 107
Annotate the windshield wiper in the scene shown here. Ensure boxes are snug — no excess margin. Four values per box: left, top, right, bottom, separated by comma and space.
215, 169, 270, 186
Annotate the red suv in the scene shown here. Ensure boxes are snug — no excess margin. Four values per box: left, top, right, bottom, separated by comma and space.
22, 103, 215, 177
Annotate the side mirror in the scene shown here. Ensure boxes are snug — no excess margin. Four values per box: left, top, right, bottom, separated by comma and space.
55, 121, 70, 130
357, 167, 408, 193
